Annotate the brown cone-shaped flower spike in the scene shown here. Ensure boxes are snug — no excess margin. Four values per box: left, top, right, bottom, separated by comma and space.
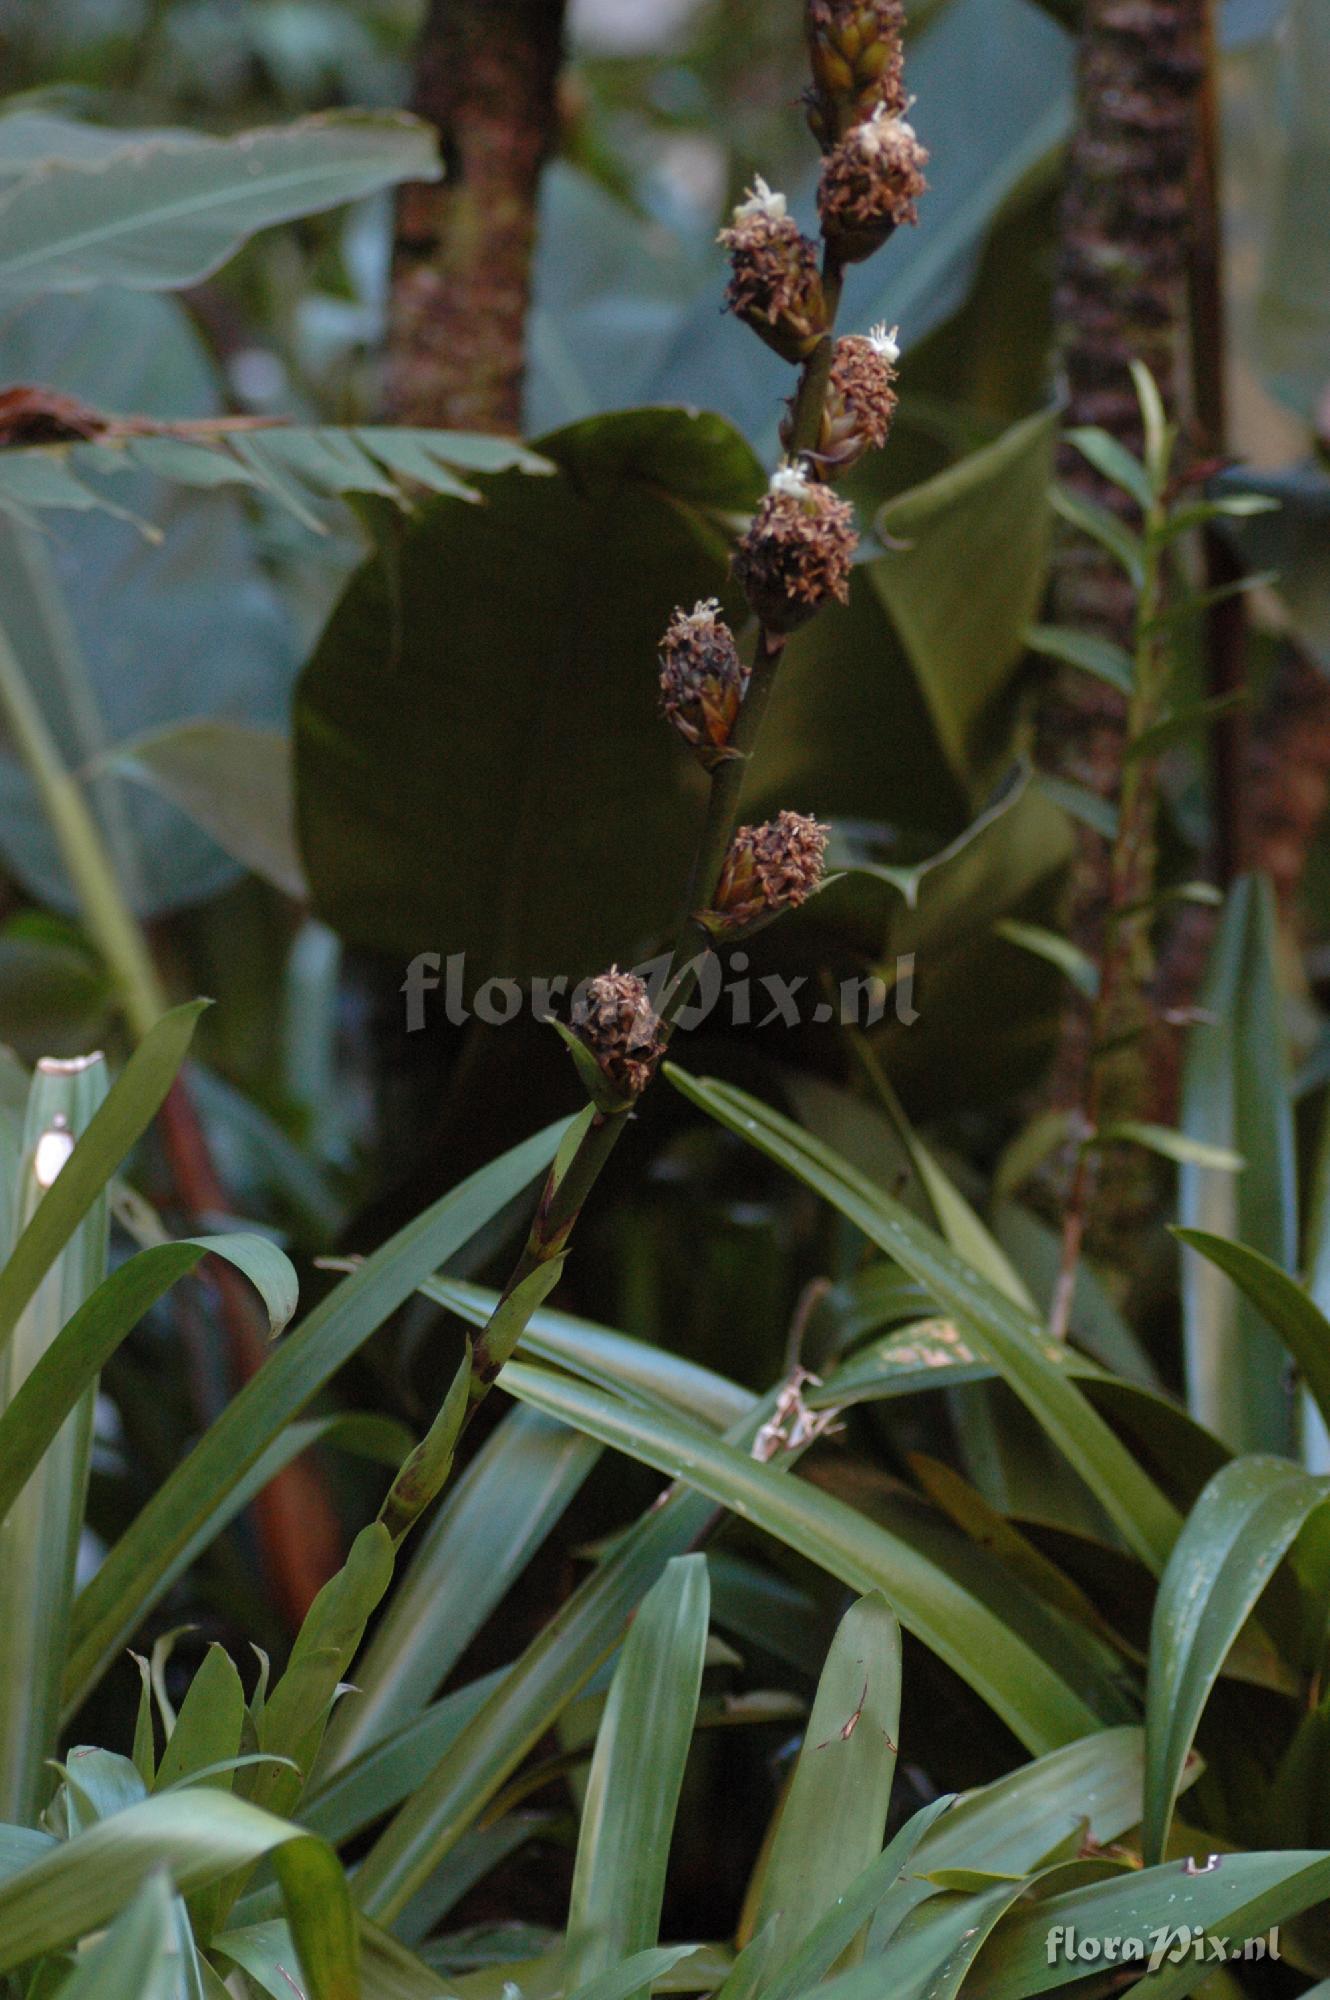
732, 465, 857, 634
805, 0, 908, 146
818, 104, 928, 262
718, 179, 828, 364
572, 968, 664, 1102
659, 600, 750, 768
700, 811, 830, 936
782, 324, 900, 471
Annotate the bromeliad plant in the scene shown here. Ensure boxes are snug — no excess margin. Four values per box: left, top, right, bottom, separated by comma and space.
7, 9, 1330, 2000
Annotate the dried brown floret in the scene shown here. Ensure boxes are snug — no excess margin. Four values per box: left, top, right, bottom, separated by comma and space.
571, 968, 665, 1102
700, 811, 830, 935
659, 600, 750, 767
782, 325, 900, 470
731, 467, 858, 633
818, 106, 928, 262
805, 0, 909, 146
719, 179, 829, 363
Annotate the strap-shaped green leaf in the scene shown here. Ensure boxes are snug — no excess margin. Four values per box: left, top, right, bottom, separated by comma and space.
48, 1872, 177, 2000
0, 1001, 204, 1357
0, 1790, 357, 1999
501, 1361, 1099, 1751
319, 1406, 600, 1778
565, 1557, 710, 1999
667, 1066, 1180, 1573
65, 1115, 570, 1705
749, 1594, 901, 1970
1175, 1229, 1330, 1439
1143, 1456, 1330, 1862
0, 1234, 297, 1526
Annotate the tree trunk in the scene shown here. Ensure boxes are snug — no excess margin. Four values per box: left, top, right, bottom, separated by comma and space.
1035, 0, 1207, 1251
386, 0, 568, 433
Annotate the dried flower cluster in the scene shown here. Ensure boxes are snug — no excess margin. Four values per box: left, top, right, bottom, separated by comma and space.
659, 600, 750, 767
701, 810, 831, 936
818, 104, 928, 262
784, 323, 900, 470
718, 180, 829, 364
571, 968, 664, 1102
732, 466, 858, 632
805, 0, 909, 143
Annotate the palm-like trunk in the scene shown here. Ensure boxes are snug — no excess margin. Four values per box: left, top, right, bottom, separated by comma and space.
386, 0, 568, 432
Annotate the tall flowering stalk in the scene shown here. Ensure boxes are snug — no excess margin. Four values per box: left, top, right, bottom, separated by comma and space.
377, 0, 930, 1542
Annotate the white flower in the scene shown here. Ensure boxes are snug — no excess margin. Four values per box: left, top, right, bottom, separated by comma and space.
856, 104, 916, 155
770, 463, 813, 500
732, 174, 788, 222
869, 322, 901, 364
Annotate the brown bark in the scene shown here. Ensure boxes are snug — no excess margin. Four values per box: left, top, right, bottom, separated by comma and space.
1034, 0, 1207, 1255
386, 0, 568, 433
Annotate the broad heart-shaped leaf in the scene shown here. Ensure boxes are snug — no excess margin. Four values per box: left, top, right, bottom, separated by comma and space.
294, 407, 763, 980
1142, 1457, 1330, 1864
564, 1557, 710, 2000
1179, 874, 1298, 1454
870, 411, 1057, 791
666, 1068, 1181, 1573
748, 1595, 900, 1971
0, 111, 439, 298
0, 1790, 357, 1998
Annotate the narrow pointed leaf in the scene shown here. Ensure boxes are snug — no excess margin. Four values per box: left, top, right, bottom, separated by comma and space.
0, 1791, 357, 1998
1180, 875, 1298, 1453
1143, 1456, 1329, 1862
52, 1872, 177, 2000
0, 1001, 204, 1356
750, 1594, 901, 1970
565, 1557, 710, 1998
0, 1235, 297, 1525
666, 1067, 1180, 1572
501, 1360, 1100, 1750
66, 1116, 570, 1703
1175, 1229, 1330, 1440
321, 1407, 600, 1776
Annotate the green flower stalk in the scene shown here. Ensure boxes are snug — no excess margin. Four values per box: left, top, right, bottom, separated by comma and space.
375, 2, 928, 1547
